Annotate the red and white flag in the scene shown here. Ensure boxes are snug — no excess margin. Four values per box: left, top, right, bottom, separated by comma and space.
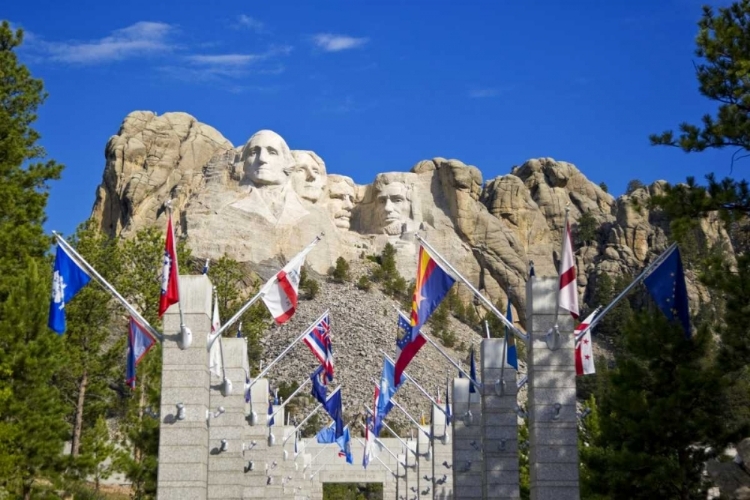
559, 220, 579, 318
208, 293, 222, 377
575, 310, 597, 375
158, 212, 180, 317
260, 244, 316, 324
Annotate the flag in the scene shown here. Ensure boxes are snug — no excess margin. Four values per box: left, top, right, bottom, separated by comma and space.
375, 358, 403, 434
159, 213, 180, 317
324, 387, 344, 439
469, 348, 477, 393
267, 393, 275, 426
558, 220, 579, 318
316, 422, 336, 444
445, 381, 452, 425
202, 258, 209, 275
311, 366, 328, 405
126, 316, 157, 389
420, 412, 426, 426
237, 321, 243, 339
244, 374, 251, 403
575, 310, 597, 375
48, 243, 92, 334
363, 416, 374, 469
336, 426, 353, 464
294, 431, 300, 457
260, 248, 312, 325
505, 299, 518, 370
208, 293, 222, 377
394, 245, 455, 384
644, 245, 691, 338
302, 313, 334, 382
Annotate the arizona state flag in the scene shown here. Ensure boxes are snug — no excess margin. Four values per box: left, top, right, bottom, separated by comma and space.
394, 244, 455, 384
158, 213, 180, 317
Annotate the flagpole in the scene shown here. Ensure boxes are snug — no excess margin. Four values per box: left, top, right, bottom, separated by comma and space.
370, 378, 430, 440
308, 440, 335, 467
363, 424, 406, 468
380, 350, 448, 417
269, 377, 312, 423
283, 402, 325, 444
391, 305, 482, 389
415, 234, 528, 343
517, 375, 527, 390
365, 405, 418, 458
499, 318, 508, 395
208, 290, 263, 350
551, 206, 570, 341
355, 437, 395, 475
248, 309, 330, 390
577, 243, 678, 340
52, 232, 164, 343
165, 202, 189, 348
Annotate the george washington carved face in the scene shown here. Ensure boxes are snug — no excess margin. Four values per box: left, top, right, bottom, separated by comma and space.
241, 130, 293, 187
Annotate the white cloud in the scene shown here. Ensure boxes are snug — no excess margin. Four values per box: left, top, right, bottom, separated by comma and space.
35, 21, 177, 64
186, 54, 261, 66
468, 87, 500, 99
236, 15, 267, 33
312, 33, 368, 52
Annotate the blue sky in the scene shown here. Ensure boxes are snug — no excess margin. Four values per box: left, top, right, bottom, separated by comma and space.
6, 0, 736, 236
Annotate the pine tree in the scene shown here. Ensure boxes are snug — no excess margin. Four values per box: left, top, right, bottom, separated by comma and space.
0, 21, 67, 499
582, 313, 722, 499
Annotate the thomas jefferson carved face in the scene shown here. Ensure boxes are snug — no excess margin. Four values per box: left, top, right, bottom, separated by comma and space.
326, 175, 355, 229
375, 179, 411, 235
242, 130, 293, 187
291, 151, 327, 203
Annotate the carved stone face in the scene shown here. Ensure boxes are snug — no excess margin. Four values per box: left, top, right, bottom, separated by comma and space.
375, 181, 410, 235
327, 175, 355, 229
291, 151, 326, 203
242, 130, 293, 187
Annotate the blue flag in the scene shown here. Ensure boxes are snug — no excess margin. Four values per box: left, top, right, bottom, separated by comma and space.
126, 317, 157, 389
324, 388, 344, 439
311, 366, 327, 405
336, 426, 353, 464
48, 243, 92, 334
202, 258, 209, 275
237, 321, 243, 339
375, 358, 403, 434
469, 349, 477, 393
445, 381, 451, 425
505, 299, 518, 370
644, 246, 691, 338
316, 422, 336, 444
267, 392, 275, 426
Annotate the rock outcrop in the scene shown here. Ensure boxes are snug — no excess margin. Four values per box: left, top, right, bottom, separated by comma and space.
90, 111, 733, 327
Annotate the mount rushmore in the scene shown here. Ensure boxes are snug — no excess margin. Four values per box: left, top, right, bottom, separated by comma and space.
90, 111, 732, 323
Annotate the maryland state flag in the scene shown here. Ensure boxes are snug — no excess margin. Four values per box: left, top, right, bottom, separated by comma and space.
394, 244, 455, 384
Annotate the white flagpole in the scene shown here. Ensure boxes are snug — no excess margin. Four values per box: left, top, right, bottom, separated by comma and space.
52, 232, 164, 342
370, 378, 430, 439
283, 401, 326, 444
391, 306, 482, 389
247, 309, 330, 390
379, 350, 448, 417
576, 243, 678, 340
362, 424, 406, 468
355, 437, 395, 475
415, 234, 528, 343
211, 234, 324, 344
365, 405, 418, 458
268, 377, 312, 423
209, 291, 263, 349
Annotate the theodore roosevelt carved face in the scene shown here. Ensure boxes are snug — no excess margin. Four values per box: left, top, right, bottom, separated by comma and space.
241, 130, 294, 187
326, 174, 356, 229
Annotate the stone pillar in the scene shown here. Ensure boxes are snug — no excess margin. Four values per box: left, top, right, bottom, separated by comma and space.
451, 378, 482, 500
242, 378, 272, 499
397, 453, 407, 500
416, 425, 432, 499
431, 404, 453, 499
206, 338, 250, 500
481, 338, 521, 499
526, 277, 579, 500
157, 275, 212, 500
404, 440, 418, 500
